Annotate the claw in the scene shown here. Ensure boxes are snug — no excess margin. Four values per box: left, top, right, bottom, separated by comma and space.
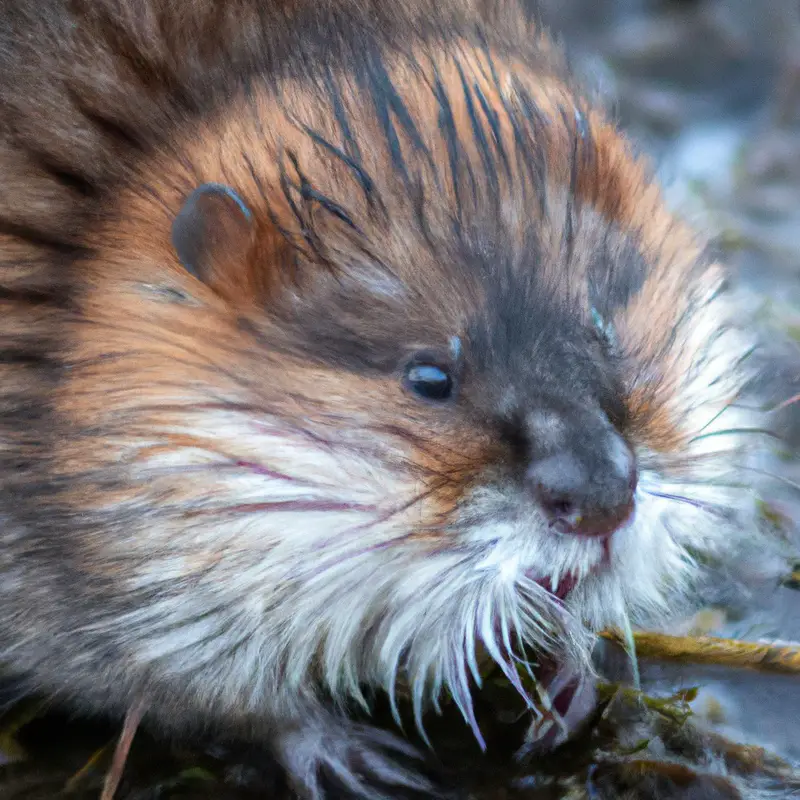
277, 718, 434, 799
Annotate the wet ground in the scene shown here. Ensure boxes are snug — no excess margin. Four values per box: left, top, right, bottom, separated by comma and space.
538, 0, 800, 768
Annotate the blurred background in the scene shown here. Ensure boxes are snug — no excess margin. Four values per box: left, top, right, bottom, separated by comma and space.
532, 0, 800, 763
537, 0, 800, 312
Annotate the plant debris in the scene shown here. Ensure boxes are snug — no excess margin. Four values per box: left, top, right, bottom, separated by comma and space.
0, 634, 798, 799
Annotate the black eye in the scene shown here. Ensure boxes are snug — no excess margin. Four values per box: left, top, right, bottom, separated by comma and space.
404, 364, 453, 402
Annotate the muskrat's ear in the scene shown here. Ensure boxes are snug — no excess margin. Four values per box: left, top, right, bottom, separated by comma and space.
171, 183, 254, 284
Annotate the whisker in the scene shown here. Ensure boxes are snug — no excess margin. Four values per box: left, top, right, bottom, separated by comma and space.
195, 499, 378, 515
365, 422, 474, 462
647, 476, 750, 491
232, 460, 319, 486
693, 395, 746, 436
688, 428, 780, 445
642, 489, 734, 517
347, 484, 445, 536
644, 450, 746, 474
734, 465, 800, 494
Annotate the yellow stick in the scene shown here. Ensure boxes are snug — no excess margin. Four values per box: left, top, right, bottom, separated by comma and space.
601, 630, 800, 675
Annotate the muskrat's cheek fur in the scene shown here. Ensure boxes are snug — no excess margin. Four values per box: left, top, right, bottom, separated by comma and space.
0, 0, 778, 795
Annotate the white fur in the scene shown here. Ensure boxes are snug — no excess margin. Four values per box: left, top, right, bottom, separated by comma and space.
62, 277, 776, 800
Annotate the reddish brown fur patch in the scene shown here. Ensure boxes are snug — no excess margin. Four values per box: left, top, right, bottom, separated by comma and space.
1, 0, 702, 558
48, 31, 700, 541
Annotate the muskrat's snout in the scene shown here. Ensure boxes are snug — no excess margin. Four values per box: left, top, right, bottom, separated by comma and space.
525, 408, 637, 538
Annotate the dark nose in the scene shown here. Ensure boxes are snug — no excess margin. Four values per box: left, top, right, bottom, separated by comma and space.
526, 443, 637, 537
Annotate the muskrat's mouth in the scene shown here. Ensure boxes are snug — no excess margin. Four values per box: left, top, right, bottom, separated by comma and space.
525, 658, 599, 751
535, 573, 579, 602
530, 536, 613, 602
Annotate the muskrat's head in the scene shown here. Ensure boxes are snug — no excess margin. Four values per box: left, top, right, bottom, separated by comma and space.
31, 32, 767, 736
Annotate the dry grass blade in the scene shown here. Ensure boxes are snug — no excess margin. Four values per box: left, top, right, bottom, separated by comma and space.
64, 743, 114, 793
601, 630, 800, 674
99, 696, 147, 800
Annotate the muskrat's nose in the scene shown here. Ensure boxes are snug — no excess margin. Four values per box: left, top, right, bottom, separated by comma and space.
525, 440, 637, 537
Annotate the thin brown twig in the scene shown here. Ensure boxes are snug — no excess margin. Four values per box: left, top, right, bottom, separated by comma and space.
100, 695, 147, 800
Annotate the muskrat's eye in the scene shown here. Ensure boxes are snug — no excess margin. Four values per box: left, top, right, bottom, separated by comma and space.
404, 364, 453, 402
591, 306, 617, 348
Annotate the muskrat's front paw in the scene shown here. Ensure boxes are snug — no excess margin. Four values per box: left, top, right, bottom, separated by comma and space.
277, 719, 436, 799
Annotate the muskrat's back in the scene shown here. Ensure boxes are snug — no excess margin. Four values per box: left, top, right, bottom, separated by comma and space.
0, 1, 776, 797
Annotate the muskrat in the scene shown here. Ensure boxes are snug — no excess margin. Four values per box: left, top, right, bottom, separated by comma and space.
0, 0, 777, 796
